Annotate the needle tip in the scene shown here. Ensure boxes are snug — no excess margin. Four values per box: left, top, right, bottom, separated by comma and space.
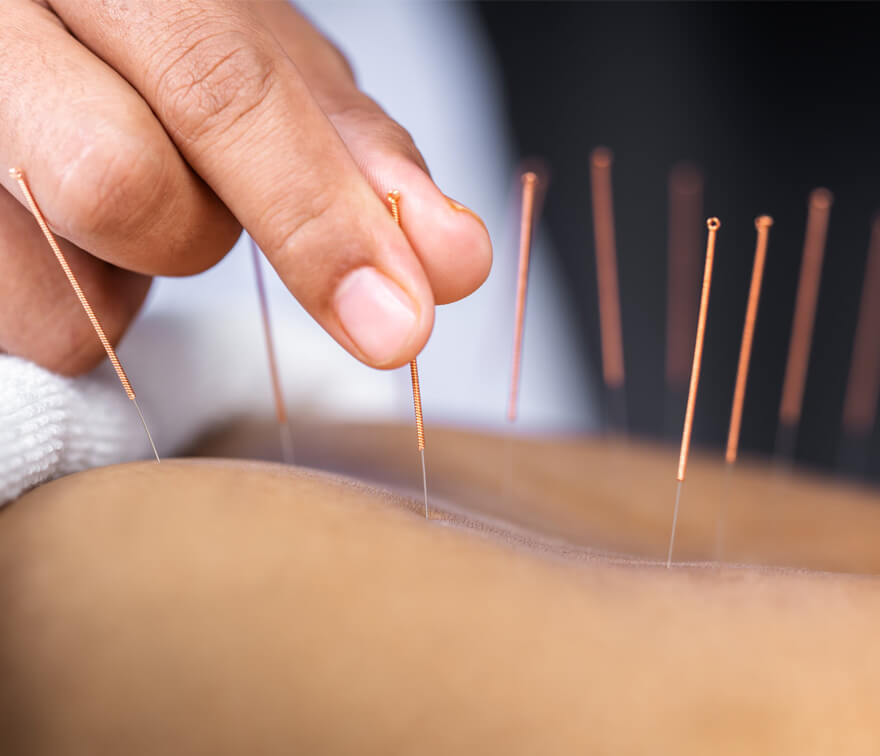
666, 480, 683, 569
9, 167, 22, 180
419, 448, 428, 519
280, 422, 295, 465
132, 398, 161, 463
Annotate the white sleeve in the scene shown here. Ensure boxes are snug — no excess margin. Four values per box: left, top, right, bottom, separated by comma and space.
0, 355, 151, 505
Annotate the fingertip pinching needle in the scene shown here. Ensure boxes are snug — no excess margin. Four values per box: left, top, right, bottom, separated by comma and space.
387, 189, 428, 519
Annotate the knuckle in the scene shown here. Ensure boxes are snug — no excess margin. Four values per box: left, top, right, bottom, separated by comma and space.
332, 97, 428, 171
41, 277, 146, 376
382, 123, 428, 170
323, 42, 356, 85
10, 303, 107, 377
55, 132, 168, 242
164, 215, 242, 276
376, 118, 421, 159
263, 188, 345, 282
152, 28, 277, 146
49, 319, 107, 376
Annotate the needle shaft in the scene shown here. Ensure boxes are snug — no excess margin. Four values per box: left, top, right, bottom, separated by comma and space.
508, 171, 538, 422
668, 217, 720, 567
666, 480, 682, 569
249, 236, 294, 464
10, 167, 160, 462
387, 190, 429, 519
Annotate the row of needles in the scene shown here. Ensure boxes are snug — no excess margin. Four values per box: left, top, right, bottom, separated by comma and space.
7, 165, 430, 524
13, 153, 880, 557
505, 151, 880, 569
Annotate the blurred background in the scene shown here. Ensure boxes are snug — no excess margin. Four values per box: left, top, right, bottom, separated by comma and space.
474, 2, 880, 476
124, 2, 879, 480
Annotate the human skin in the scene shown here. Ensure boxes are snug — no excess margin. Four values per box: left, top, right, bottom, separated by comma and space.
2, 427, 879, 753
0, 0, 491, 374
199, 420, 880, 573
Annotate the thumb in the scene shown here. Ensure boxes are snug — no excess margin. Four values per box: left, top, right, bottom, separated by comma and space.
256, 4, 493, 305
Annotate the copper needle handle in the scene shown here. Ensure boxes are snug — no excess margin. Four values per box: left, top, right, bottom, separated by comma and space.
725, 216, 773, 464
9, 167, 160, 462
677, 218, 720, 482
508, 171, 538, 422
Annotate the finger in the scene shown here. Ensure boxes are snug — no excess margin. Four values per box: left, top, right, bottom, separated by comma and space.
0, 184, 150, 375
51, 0, 434, 369
255, 2, 492, 305
0, 0, 241, 277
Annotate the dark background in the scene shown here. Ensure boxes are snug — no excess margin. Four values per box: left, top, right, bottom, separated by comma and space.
476, 1, 880, 478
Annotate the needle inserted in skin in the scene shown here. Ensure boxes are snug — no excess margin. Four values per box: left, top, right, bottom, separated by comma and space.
667, 217, 720, 569
716, 216, 771, 563
508, 171, 538, 423
387, 190, 428, 518
249, 236, 294, 464
590, 147, 626, 429
9, 167, 160, 463
777, 188, 833, 461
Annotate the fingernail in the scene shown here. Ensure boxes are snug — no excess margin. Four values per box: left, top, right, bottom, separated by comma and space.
446, 196, 488, 231
334, 267, 418, 366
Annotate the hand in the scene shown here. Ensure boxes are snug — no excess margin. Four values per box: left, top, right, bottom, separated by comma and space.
0, 0, 492, 374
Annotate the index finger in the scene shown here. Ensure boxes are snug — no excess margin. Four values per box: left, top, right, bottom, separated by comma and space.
51, 0, 435, 369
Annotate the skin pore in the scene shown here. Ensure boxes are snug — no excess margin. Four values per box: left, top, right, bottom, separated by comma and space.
2, 424, 879, 754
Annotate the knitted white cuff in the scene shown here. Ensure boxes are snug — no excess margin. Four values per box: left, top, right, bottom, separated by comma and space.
0, 355, 149, 505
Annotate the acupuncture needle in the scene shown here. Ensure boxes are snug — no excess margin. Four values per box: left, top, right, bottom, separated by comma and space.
508, 170, 538, 423
725, 216, 773, 467
717, 216, 773, 561
9, 167, 160, 462
667, 217, 720, 569
589, 147, 626, 431
838, 214, 880, 474
776, 188, 833, 464
386, 190, 428, 519
249, 236, 294, 464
